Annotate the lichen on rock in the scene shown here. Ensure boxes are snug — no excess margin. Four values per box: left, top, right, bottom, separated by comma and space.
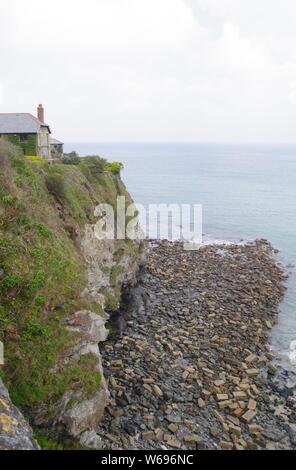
0, 379, 38, 450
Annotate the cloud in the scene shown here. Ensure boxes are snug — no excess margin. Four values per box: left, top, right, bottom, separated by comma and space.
1, 0, 296, 142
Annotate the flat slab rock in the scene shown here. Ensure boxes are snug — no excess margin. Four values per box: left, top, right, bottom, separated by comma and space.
0, 379, 38, 450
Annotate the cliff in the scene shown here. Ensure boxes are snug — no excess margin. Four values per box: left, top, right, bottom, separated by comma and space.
0, 140, 144, 449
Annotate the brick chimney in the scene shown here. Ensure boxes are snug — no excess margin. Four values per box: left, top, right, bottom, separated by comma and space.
37, 104, 44, 123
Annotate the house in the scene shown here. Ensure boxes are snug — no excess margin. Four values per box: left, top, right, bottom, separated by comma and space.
50, 137, 64, 160
0, 104, 64, 160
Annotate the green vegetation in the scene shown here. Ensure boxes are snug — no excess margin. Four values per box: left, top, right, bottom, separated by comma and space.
7, 134, 37, 156
26, 156, 45, 162
106, 161, 124, 175
45, 172, 66, 199
100, 286, 122, 311
110, 264, 122, 286
62, 151, 80, 165
0, 139, 140, 427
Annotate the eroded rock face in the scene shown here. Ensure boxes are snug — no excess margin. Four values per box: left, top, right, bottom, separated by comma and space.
0, 379, 39, 450
50, 310, 110, 447
81, 224, 142, 308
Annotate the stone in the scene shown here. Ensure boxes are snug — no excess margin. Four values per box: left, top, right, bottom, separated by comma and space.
249, 424, 262, 434
217, 394, 229, 401
245, 354, 257, 364
268, 364, 277, 375
166, 414, 182, 424
155, 429, 164, 441
248, 399, 257, 411
168, 423, 178, 433
153, 385, 163, 397
233, 408, 244, 418
184, 434, 201, 443
220, 440, 233, 450
201, 389, 211, 400
233, 391, 247, 400
228, 424, 241, 436
105, 433, 119, 443
79, 431, 102, 449
238, 383, 250, 391
67, 310, 108, 344
167, 439, 182, 449
182, 371, 190, 381
286, 423, 296, 445
143, 384, 153, 393
210, 427, 219, 437
214, 380, 225, 387
241, 410, 257, 423
246, 369, 260, 377
198, 398, 205, 408
110, 408, 124, 418
213, 410, 225, 424
142, 431, 155, 441
143, 378, 154, 384
251, 384, 260, 395
227, 415, 240, 427
218, 400, 232, 409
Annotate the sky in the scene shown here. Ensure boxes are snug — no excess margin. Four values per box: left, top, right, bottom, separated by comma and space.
1, 0, 296, 143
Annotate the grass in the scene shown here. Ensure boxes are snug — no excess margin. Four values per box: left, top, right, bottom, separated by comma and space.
110, 264, 123, 286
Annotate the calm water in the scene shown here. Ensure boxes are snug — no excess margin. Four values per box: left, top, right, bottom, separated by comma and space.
66, 142, 296, 369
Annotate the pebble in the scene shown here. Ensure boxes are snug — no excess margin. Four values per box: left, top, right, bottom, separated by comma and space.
242, 410, 257, 423
168, 423, 178, 433
99, 240, 292, 451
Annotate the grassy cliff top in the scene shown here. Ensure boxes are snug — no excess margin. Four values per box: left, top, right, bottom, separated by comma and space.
0, 139, 138, 418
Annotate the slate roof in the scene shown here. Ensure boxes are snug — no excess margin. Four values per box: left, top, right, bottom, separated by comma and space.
50, 137, 63, 145
0, 113, 50, 134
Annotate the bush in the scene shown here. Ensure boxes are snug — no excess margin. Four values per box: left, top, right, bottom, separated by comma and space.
80, 156, 107, 179
107, 161, 123, 175
26, 156, 45, 162
45, 173, 65, 199
62, 151, 80, 165
0, 138, 20, 165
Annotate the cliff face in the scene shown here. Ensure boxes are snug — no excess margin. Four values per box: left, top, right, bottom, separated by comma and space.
0, 140, 144, 449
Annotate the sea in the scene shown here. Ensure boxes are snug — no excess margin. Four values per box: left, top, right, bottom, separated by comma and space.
65, 142, 296, 370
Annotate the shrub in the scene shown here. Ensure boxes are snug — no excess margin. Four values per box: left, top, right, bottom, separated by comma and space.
107, 161, 123, 175
62, 151, 80, 165
45, 173, 65, 199
0, 138, 20, 165
26, 156, 45, 162
80, 156, 107, 178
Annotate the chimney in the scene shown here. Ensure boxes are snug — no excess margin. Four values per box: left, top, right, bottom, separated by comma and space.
37, 104, 44, 123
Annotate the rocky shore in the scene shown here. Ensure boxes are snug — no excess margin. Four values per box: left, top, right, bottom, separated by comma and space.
100, 239, 296, 450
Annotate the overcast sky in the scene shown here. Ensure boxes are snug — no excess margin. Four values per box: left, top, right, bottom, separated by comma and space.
1, 0, 296, 143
